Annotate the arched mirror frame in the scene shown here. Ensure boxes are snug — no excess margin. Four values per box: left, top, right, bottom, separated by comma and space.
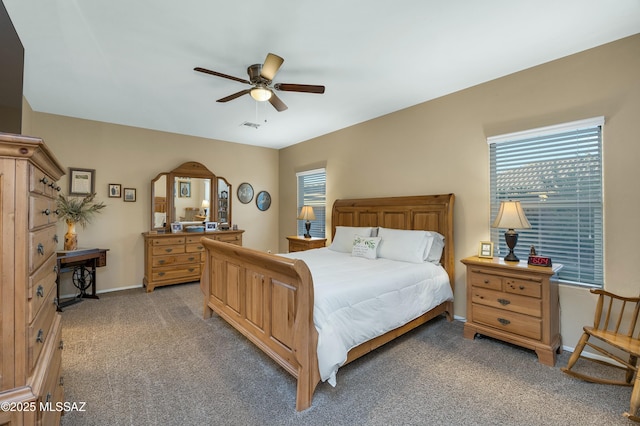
150, 162, 232, 232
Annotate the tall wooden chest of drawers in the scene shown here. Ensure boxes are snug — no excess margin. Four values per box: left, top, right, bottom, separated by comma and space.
142, 230, 244, 292
0, 134, 65, 425
461, 256, 562, 366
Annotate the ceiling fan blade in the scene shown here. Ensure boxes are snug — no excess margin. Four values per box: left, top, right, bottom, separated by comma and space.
260, 53, 284, 81
217, 89, 251, 103
268, 93, 288, 112
194, 67, 251, 85
274, 83, 325, 94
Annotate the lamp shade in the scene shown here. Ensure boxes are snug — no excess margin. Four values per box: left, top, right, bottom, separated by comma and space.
201, 199, 210, 209
492, 201, 531, 229
297, 206, 316, 221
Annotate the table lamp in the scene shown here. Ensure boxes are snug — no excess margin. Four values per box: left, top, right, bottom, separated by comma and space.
491, 200, 531, 262
297, 206, 316, 238
201, 199, 210, 220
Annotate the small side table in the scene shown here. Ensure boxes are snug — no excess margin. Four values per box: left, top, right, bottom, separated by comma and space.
56, 248, 108, 311
287, 236, 327, 253
461, 256, 562, 366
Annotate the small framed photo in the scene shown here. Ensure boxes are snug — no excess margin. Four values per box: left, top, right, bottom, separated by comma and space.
171, 222, 183, 233
205, 221, 218, 232
478, 241, 494, 258
69, 167, 95, 196
108, 183, 121, 198
178, 180, 191, 198
123, 188, 136, 202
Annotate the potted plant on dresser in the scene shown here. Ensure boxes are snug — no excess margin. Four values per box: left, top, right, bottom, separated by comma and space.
56, 193, 106, 250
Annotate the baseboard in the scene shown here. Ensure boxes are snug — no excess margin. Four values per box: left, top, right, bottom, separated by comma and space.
60, 284, 143, 299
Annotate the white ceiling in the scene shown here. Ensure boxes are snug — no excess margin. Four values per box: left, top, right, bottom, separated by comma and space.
4, 1, 640, 149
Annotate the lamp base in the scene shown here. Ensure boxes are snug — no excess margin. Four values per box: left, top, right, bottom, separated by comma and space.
304, 221, 312, 239
503, 229, 520, 262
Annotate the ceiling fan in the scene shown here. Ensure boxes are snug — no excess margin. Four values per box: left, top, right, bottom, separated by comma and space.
194, 53, 325, 112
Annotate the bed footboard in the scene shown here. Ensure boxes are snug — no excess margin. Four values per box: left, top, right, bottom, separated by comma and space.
200, 238, 320, 411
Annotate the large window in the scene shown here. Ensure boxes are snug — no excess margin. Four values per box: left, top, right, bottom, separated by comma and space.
488, 117, 604, 287
296, 168, 326, 238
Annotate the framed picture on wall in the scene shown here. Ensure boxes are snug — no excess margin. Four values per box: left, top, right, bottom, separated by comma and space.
108, 183, 121, 198
123, 188, 136, 202
69, 167, 95, 196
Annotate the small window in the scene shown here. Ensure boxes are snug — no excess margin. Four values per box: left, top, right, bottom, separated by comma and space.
296, 168, 326, 238
488, 117, 604, 287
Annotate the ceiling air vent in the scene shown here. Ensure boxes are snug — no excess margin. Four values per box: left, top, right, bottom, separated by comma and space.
240, 121, 260, 129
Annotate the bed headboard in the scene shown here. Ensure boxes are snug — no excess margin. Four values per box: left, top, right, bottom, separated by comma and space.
331, 194, 455, 286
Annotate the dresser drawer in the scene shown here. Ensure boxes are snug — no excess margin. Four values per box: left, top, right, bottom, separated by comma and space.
152, 265, 200, 282
186, 242, 205, 253
471, 287, 542, 317
39, 318, 64, 426
468, 270, 503, 291
29, 194, 56, 229
28, 292, 57, 372
210, 233, 242, 245
152, 253, 201, 267
152, 236, 185, 246
29, 226, 58, 274
472, 304, 542, 340
152, 244, 185, 256
28, 255, 58, 323
29, 163, 60, 197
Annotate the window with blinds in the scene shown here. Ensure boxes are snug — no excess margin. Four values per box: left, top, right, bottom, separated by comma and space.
488, 117, 604, 287
296, 168, 326, 238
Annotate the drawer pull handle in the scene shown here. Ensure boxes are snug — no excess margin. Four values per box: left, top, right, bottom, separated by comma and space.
37, 285, 44, 297
54, 209, 60, 215
40, 176, 49, 184
59, 339, 64, 350
54, 265, 58, 273
188, 268, 195, 272
188, 257, 195, 261
497, 318, 511, 326
43, 208, 51, 215
45, 392, 52, 403
36, 329, 44, 343
483, 279, 490, 284
37, 243, 45, 255
519, 285, 525, 290
165, 248, 173, 253
54, 234, 59, 243
158, 260, 165, 265
497, 298, 511, 306
158, 272, 165, 276
56, 185, 61, 192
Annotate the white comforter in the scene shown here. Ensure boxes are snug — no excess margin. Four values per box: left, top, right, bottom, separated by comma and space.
281, 248, 453, 386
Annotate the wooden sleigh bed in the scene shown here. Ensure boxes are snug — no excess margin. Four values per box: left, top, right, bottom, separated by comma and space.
200, 194, 455, 410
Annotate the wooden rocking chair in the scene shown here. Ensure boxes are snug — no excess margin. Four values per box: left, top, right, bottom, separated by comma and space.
561, 289, 640, 422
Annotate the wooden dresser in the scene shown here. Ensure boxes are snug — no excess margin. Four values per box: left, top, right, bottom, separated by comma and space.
0, 134, 65, 425
461, 256, 562, 366
142, 230, 244, 292
286, 236, 327, 252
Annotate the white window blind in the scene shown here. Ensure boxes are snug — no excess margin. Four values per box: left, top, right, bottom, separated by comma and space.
488, 117, 604, 287
296, 168, 326, 238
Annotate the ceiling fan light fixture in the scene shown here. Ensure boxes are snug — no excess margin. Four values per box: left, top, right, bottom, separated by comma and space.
250, 87, 272, 102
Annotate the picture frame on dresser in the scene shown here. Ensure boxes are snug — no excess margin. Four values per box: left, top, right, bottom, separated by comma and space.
478, 241, 493, 258
205, 221, 218, 232
69, 167, 95, 196
171, 222, 183, 233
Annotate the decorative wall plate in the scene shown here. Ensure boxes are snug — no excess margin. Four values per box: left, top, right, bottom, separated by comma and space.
256, 190, 271, 211
237, 182, 254, 204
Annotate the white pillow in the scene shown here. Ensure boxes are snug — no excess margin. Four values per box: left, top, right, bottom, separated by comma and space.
377, 227, 429, 263
425, 231, 445, 263
351, 236, 381, 260
329, 226, 374, 253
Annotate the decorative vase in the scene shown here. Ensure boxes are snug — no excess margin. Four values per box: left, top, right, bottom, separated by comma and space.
64, 220, 78, 251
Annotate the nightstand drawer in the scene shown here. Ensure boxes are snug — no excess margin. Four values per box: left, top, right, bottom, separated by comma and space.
472, 304, 542, 340
505, 278, 542, 298
469, 271, 503, 291
471, 287, 542, 317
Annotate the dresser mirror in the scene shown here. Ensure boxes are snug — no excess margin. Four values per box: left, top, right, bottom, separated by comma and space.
150, 162, 231, 231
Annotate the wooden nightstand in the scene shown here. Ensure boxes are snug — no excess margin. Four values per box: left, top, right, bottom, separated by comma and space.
287, 236, 327, 252
461, 256, 562, 366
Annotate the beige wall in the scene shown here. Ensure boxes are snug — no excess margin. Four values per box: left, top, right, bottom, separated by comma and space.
24, 108, 280, 294
278, 34, 640, 350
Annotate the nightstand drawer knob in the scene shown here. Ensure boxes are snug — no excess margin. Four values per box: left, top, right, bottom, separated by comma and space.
497, 318, 511, 326
498, 298, 511, 306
